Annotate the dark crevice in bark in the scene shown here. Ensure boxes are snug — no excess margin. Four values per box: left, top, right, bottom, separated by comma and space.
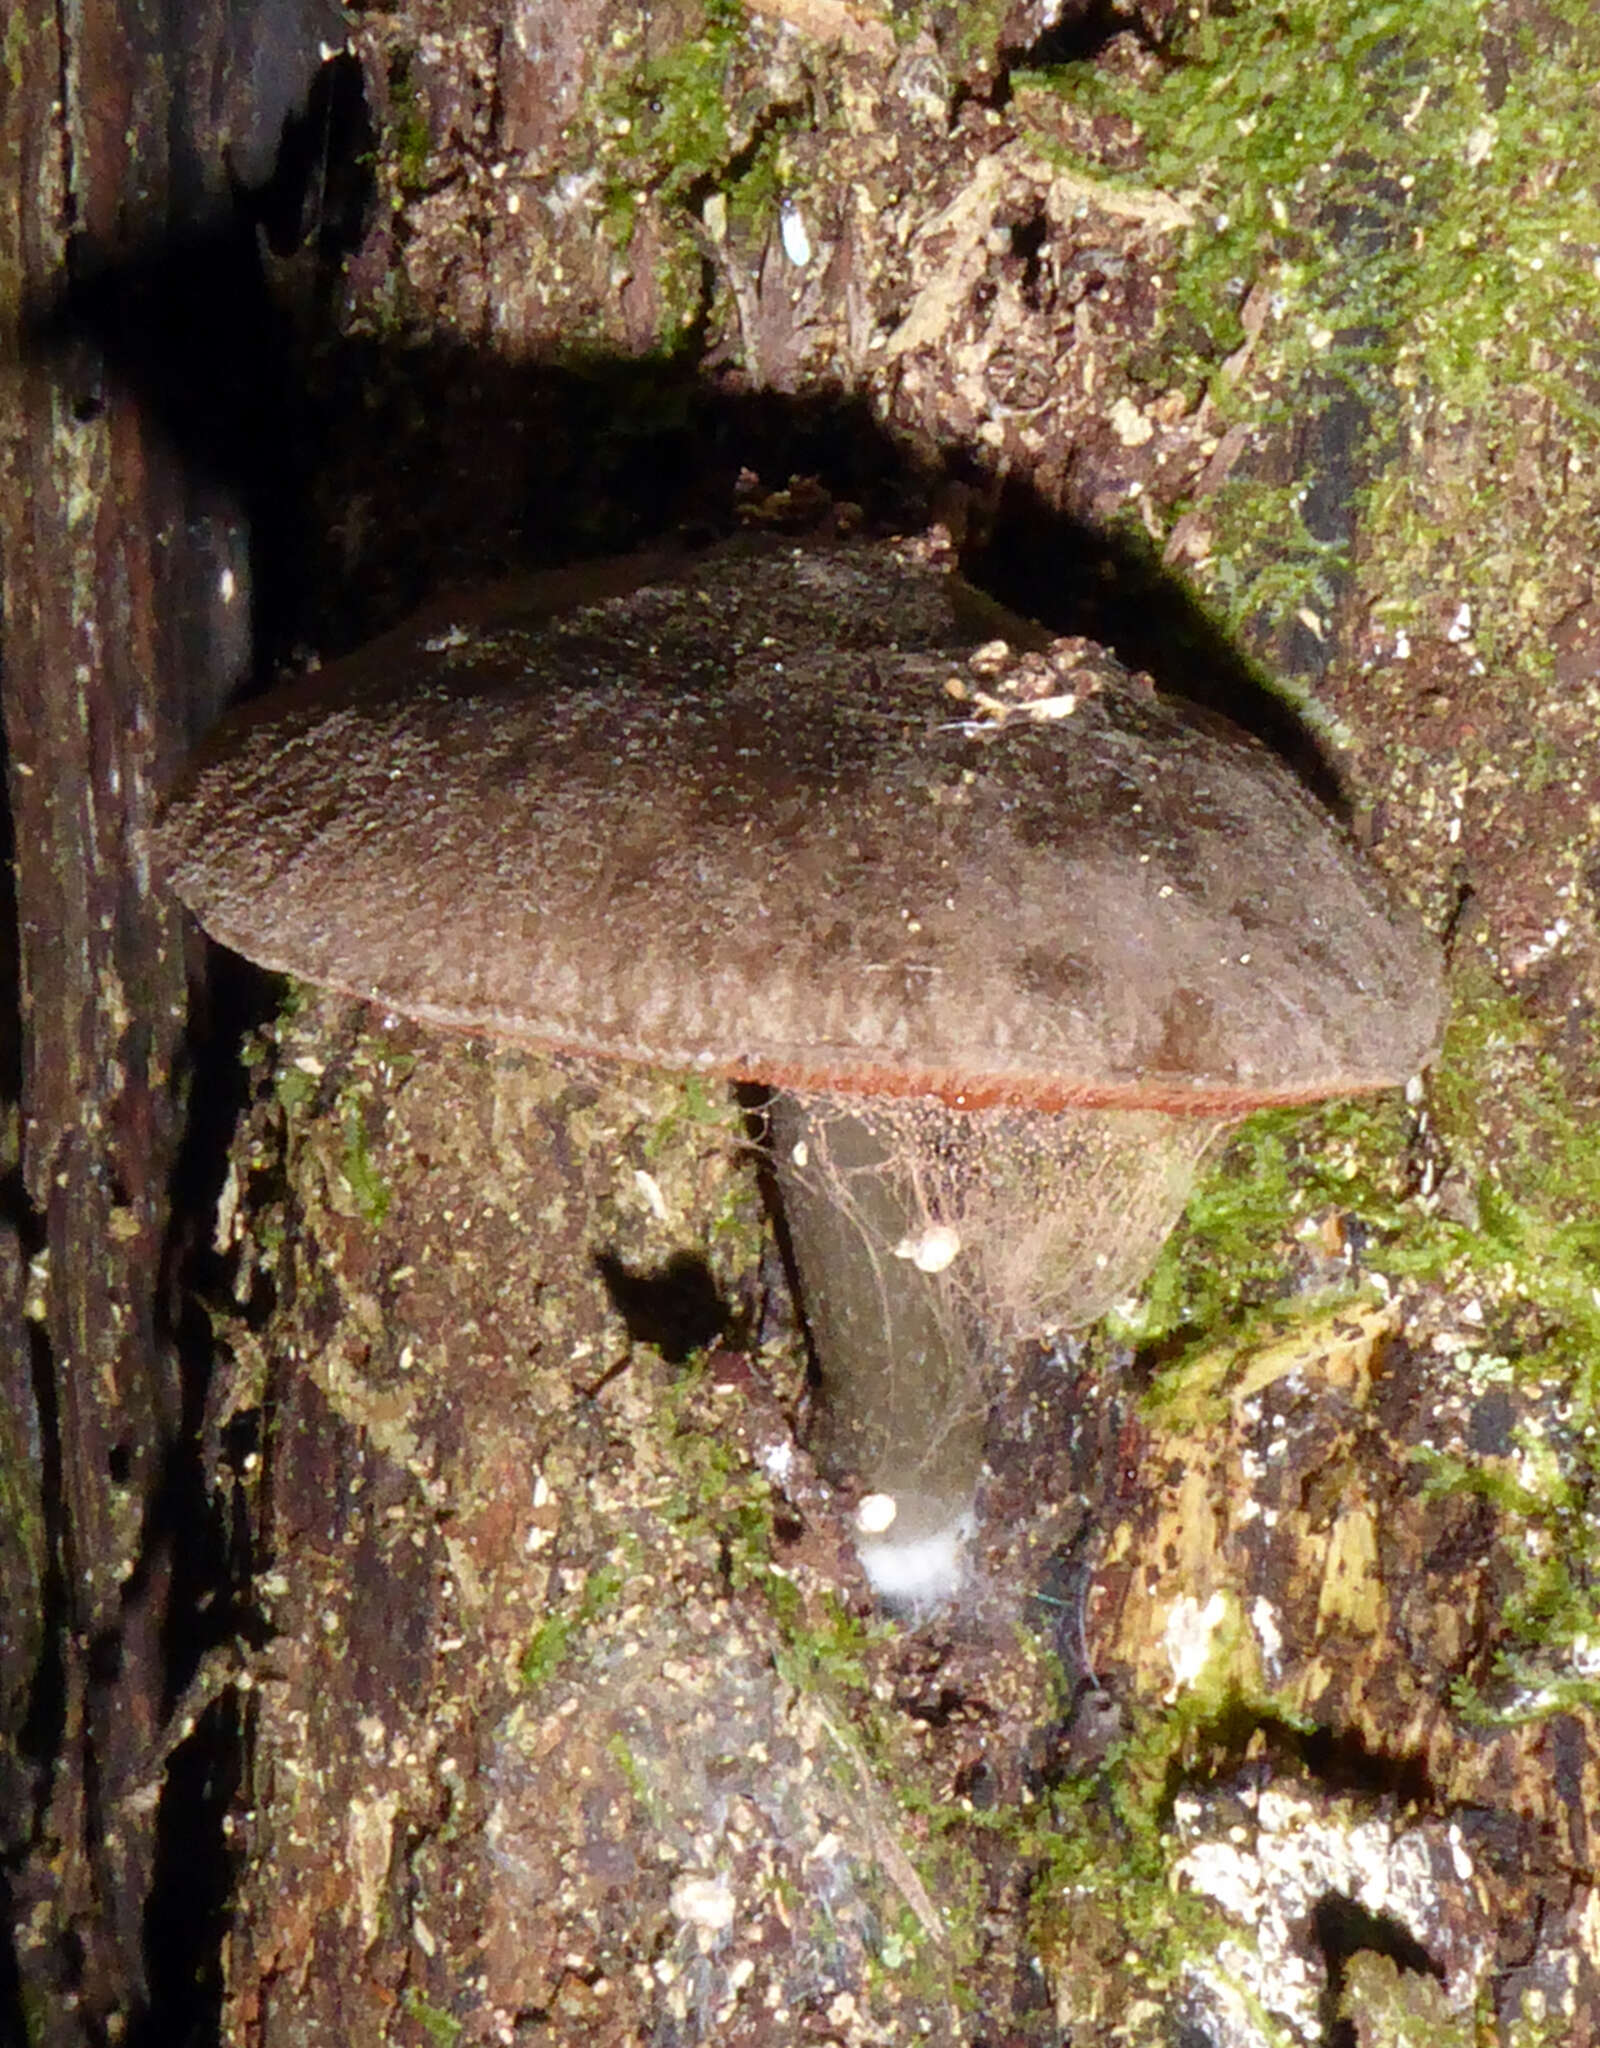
130, 1697, 244, 2048
1313, 1890, 1445, 2048
1155, 1705, 1439, 1822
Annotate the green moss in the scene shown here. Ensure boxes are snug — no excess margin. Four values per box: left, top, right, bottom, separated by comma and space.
402, 1990, 462, 2045
974, 1698, 1257, 2021
1119, 956, 1600, 1726
649, 1367, 782, 1594
517, 1611, 572, 1690
1119, 1084, 1428, 1359
598, 0, 748, 209
1024, 1665, 1348, 2035
272, 1064, 317, 1116
1427, 972, 1600, 1393
640, 1072, 742, 1161
1029, 1788, 1224, 2001
519, 1560, 630, 1689
1020, 0, 1600, 652
603, 1731, 683, 1839
385, 53, 434, 195
1424, 1486, 1600, 1720
948, 0, 1011, 67
337, 1098, 391, 1226
772, 1598, 889, 1697
723, 130, 789, 245
1129, 955, 1600, 1363
272, 1022, 416, 1227
586, 0, 825, 338
1416, 1394, 1600, 1724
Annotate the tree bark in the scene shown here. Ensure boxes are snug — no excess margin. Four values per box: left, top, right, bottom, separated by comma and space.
0, 1, 328, 2035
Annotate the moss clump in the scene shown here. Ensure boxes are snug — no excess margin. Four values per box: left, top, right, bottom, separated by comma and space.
1405, 968, 1600, 1720
1028, 1678, 1306, 2030
337, 1096, 391, 1226
519, 1560, 629, 1689
654, 1379, 777, 1572
772, 1598, 890, 1698
1415, 1431, 1600, 1724
1117, 1086, 1428, 1357
271, 1063, 317, 1116
597, 0, 749, 210
1427, 968, 1600, 1396
1021, 0, 1600, 653
384, 52, 435, 196
402, 1990, 463, 2045
1128, 955, 1600, 1370
588, 1, 824, 341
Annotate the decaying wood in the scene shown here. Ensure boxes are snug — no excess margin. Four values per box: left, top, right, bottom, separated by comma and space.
0, 0, 326, 2036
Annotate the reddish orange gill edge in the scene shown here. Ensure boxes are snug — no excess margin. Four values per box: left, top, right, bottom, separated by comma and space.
361, 993, 1408, 1117
708, 1056, 1389, 1115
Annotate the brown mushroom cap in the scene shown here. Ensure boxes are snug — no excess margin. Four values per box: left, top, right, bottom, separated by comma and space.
155, 541, 1444, 1111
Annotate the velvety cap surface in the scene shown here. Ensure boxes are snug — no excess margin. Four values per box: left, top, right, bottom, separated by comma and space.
155, 542, 1445, 1112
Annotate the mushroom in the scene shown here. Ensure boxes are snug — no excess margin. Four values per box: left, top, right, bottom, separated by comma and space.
155, 537, 1444, 1608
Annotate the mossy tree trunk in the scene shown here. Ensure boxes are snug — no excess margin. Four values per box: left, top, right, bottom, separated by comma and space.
10, 2, 1600, 2041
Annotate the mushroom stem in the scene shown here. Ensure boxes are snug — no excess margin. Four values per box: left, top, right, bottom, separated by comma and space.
770, 1092, 1228, 1607
770, 1093, 989, 1604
